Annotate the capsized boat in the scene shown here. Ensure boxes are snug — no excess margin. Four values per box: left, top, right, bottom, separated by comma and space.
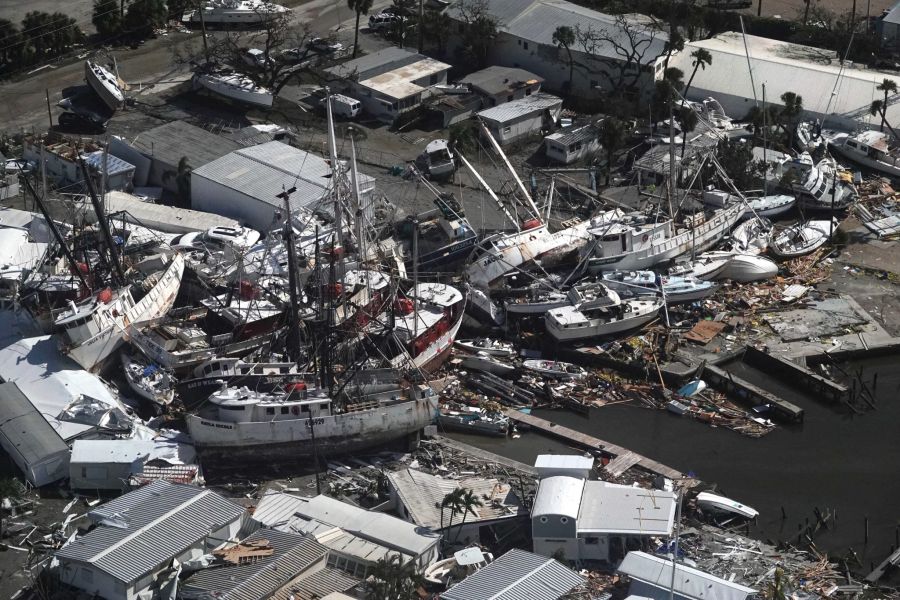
545, 298, 662, 342
192, 66, 274, 108
601, 271, 718, 303
185, 378, 438, 461
120, 348, 174, 410
696, 491, 759, 519
705, 251, 778, 283
84, 60, 124, 111
55, 253, 185, 372
454, 338, 515, 358
770, 219, 837, 259
522, 359, 586, 380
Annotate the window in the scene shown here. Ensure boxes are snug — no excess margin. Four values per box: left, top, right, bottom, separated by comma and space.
503, 126, 511, 134
585, 537, 599, 545
526, 87, 532, 96
517, 39, 521, 46
320, 403, 329, 410
301, 405, 310, 412
507, 95, 513, 102
523, 41, 529, 50
847, 141, 857, 148
280, 407, 289, 415
266, 407, 275, 415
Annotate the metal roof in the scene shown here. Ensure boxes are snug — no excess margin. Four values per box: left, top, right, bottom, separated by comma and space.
313, 527, 412, 564
577, 481, 675, 536
534, 454, 594, 471
57, 481, 246, 584
104, 191, 242, 233
70, 439, 195, 467
84, 150, 135, 177
545, 124, 600, 147
460, 66, 543, 97
253, 492, 440, 558
883, 0, 900, 25
325, 46, 424, 80
274, 564, 361, 600
477, 92, 563, 124
181, 529, 327, 600
618, 551, 756, 600
442, 548, 584, 600
532, 475, 584, 519
358, 57, 450, 100
130, 120, 242, 168
387, 468, 525, 530
0, 382, 68, 478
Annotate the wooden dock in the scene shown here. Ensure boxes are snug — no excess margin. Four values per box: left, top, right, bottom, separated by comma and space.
504, 409, 692, 483
865, 547, 900, 583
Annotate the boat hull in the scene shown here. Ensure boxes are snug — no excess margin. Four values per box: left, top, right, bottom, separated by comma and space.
85, 61, 124, 111
714, 254, 778, 282
193, 72, 274, 108
176, 373, 300, 408
186, 397, 436, 461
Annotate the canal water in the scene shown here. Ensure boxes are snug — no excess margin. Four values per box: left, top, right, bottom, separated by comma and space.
448, 353, 900, 571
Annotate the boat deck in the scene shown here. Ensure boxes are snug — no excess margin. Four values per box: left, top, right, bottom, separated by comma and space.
503, 409, 696, 485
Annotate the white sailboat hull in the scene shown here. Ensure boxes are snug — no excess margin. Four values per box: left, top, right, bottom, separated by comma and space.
466, 226, 552, 289
85, 61, 124, 111
193, 71, 274, 108
709, 253, 778, 282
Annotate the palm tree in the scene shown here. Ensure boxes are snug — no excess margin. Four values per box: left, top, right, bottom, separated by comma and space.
552, 26, 575, 93
876, 78, 898, 132
347, 0, 374, 58
440, 488, 465, 538
683, 48, 712, 101
367, 553, 423, 599
452, 488, 484, 543
778, 91, 803, 145
677, 106, 699, 160
870, 100, 900, 139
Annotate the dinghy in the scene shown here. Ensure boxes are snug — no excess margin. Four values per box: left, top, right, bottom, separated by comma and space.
770, 219, 837, 259
705, 252, 778, 283
459, 352, 517, 377
696, 491, 759, 519
454, 338, 515, 358
522, 359, 587, 380
668, 254, 730, 281
120, 349, 174, 410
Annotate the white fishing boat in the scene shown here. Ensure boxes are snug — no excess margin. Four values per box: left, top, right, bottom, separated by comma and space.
505, 280, 619, 316
545, 298, 662, 342
704, 251, 778, 282
522, 359, 586, 380
696, 491, 759, 519
175, 357, 303, 407
601, 271, 718, 303
459, 352, 517, 377
584, 203, 745, 272
821, 129, 900, 179
770, 219, 837, 259
120, 349, 174, 410
193, 67, 274, 108
84, 60, 124, 111
729, 216, 772, 255
183, 0, 289, 24
56, 253, 185, 372
185, 381, 437, 461
454, 338, 515, 358
419, 139, 456, 179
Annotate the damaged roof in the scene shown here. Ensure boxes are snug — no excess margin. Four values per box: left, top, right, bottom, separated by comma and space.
460, 66, 543, 96
442, 548, 584, 600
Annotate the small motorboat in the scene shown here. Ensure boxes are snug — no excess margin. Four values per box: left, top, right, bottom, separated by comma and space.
602, 271, 718, 304
729, 216, 772, 256
746, 194, 796, 218
522, 359, 586, 380
705, 252, 778, 283
668, 254, 730, 281
666, 399, 689, 415
696, 491, 759, 519
454, 338, 515, 358
424, 547, 493, 591
120, 349, 174, 410
770, 219, 837, 259
677, 379, 707, 397
459, 352, 517, 378
437, 407, 509, 437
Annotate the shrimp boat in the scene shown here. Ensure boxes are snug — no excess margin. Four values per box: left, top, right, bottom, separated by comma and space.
55, 253, 185, 372
185, 379, 438, 462
770, 219, 837, 259
387, 282, 466, 372
120, 349, 174, 410
84, 60, 124, 111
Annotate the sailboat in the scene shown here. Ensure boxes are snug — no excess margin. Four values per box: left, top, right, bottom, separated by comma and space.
84, 60, 124, 111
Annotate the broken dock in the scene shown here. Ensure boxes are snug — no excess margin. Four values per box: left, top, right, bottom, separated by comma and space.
503, 409, 694, 484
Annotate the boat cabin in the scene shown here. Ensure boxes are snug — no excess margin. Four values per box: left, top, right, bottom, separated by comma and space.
588, 218, 671, 258
56, 291, 134, 346
208, 387, 333, 423
191, 357, 297, 379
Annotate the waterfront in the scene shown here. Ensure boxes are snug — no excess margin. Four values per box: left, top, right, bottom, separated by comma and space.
449, 352, 900, 571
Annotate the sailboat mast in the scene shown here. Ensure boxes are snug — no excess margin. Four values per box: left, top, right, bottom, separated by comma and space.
80, 157, 125, 286
412, 218, 419, 343
477, 120, 542, 221
349, 136, 364, 262
278, 185, 302, 364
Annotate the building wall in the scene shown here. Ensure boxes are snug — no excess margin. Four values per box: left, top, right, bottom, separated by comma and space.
483, 112, 549, 145
533, 536, 580, 560
109, 138, 151, 187
191, 176, 288, 231
69, 461, 136, 491
545, 137, 601, 164
877, 19, 900, 49
348, 68, 448, 123
22, 143, 135, 192
479, 82, 542, 108
628, 580, 691, 600
577, 533, 610, 561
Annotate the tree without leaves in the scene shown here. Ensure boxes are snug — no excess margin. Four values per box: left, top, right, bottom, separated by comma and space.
0, 478, 22, 540
876, 78, 898, 132
420, 7, 452, 56
683, 47, 711, 101
0, 19, 21, 66
347, 0, 373, 57
93, 0, 122, 38
552, 25, 576, 94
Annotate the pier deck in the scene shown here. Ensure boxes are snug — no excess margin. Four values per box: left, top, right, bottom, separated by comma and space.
504, 409, 694, 484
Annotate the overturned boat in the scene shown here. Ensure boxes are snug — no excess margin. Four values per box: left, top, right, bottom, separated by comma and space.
696, 491, 759, 519
770, 219, 837, 259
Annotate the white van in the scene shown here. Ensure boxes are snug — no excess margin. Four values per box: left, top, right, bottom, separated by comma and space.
326, 94, 362, 118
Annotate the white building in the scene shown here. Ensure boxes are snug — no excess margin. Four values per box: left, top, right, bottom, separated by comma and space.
23, 138, 135, 192
69, 439, 198, 491
618, 551, 756, 600
55, 481, 246, 600
877, 2, 900, 51
190, 141, 375, 231
0, 382, 70, 487
460, 65, 544, 107
660, 31, 900, 131
531, 455, 676, 563
326, 47, 451, 123
447, 0, 667, 100
478, 92, 563, 145
545, 124, 601, 164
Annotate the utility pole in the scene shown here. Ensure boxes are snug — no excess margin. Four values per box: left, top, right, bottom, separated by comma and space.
45, 90, 52, 129
418, 0, 424, 53
197, 0, 210, 63
757, 0, 762, 17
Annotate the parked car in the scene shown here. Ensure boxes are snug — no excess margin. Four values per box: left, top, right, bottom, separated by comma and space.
241, 48, 274, 69
322, 94, 361, 119
58, 111, 107, 134
280, 47, 308, 63
307, 37, 344, 54
368, 13, 405, 31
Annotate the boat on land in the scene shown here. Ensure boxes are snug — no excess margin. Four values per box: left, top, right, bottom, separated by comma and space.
668, 254, 730, 281
185, 380, 438, 461
175, 357, 304, 407
770, 219, 837, 259
120, 349, 175, 410
183, 0, 290, 25
821, 129, 900, 179
699, 188, 795, 219
505, 279, 618, 316
522, 359, 587, 379
459, 352, 517, 378
437, 408, 509, 437
454, 338, 515, 358
418, 139, 457, 179
424, 547, 493, 590
729, 216, 772, 255
601, 271, 718, 303
55, 253, 185, 372
84, 60, 124, 111
545, 298, 662, 342
705, 251, 778, 282
193, 67, 274, 108
783, 154, 857, 211
696, 491, 759, 519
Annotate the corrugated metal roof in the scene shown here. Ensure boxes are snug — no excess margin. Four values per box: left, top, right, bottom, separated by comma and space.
443, 548, 584, 600
274, 564, 361, 600
387, 468, 524, 530
325, 46, 423, 80
314, 528, 412, 564
70, 440, 155, 464
618, 551, 756, 600
545, 124, 600, 146
460, 66, 543, 96
0, 382, 68, 478
180, 529, 327, 600
130, 120, 242, 168
477, 92, 563, 123
534, 454, 594, 471
57, 481, 245, 584
85, 150, 134, 177
253, 492, 439, 558
531, 475, 584, 519
577, 481, 675, 536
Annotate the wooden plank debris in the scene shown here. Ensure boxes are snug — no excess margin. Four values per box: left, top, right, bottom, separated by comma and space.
685, 321, 726, 344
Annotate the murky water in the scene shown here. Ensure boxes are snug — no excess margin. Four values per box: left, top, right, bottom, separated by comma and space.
449, 353, 900, 572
